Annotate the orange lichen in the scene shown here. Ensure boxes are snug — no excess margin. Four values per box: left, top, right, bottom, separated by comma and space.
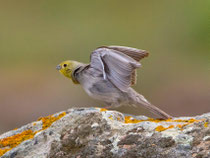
0, 130, 35, 156
174, 119, 204, 130
100, 108, 107, 112
38, 112, 66, 130
0, 112, 66, 157
124, 116, 203, 125
0, 148, 11, 156
124, 116, 171, 124
124, 116, 206, 132
204, 122, 208, 128
176, 123, 188, 130
155, 125, 174, 132
172, 118, 200, 123
0, 130, 35, 148
146, 118, 168, 123
124, 116, 144, 123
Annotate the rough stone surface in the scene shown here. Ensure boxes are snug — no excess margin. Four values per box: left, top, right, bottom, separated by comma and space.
0, 108, 209, 158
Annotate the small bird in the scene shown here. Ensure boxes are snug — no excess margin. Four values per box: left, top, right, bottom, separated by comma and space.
56, 46, 172, 119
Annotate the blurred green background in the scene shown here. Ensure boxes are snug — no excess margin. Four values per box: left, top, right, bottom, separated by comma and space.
0, 0, 209, 134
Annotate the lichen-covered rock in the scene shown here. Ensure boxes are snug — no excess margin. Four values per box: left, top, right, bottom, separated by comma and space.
0, 108, 209, 158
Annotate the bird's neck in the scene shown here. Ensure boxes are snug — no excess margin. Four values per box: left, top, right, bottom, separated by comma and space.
71, 70, 80, 84
71, 63, 85, 84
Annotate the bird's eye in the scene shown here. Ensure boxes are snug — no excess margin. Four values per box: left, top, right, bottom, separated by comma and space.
63, 64, 67, 67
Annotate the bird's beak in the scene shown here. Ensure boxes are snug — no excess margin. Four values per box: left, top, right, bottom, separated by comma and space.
56, 65, 61, 70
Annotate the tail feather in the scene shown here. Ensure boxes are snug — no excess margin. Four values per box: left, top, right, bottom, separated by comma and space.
128, 89, 172, 119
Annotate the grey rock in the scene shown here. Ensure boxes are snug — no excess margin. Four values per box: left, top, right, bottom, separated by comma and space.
0, 108, 209, 158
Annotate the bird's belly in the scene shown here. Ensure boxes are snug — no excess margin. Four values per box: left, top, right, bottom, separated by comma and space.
77, 69, 128, 104
82, 79, 122, 103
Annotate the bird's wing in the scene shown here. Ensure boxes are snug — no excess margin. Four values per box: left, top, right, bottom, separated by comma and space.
97, 46, 149, 85
90, 46, 148, 92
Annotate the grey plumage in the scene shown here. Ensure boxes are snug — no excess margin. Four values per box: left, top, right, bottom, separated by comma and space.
73, 46, 172, 119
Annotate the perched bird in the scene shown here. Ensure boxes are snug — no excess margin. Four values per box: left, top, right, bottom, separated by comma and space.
56, 46, 172, 119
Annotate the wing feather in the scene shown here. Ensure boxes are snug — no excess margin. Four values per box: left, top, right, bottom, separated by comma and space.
98, 45, 149, 61
90, 46, 148, 92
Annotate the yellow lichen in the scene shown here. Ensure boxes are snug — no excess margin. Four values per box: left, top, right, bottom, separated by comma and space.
108, 116, 113, 120
204, 122, 208, 128
155, 125, 174, 132
0, 112, 66, 157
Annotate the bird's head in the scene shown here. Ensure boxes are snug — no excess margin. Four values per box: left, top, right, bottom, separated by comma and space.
56, 60, 81, 80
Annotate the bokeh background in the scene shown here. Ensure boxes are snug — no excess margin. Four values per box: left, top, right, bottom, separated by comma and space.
0, 0, 209, 134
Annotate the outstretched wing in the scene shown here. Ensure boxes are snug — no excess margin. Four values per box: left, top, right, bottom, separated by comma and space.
97, 46, 149, 85
90, 46, 149, 92
98, 45, 149, 61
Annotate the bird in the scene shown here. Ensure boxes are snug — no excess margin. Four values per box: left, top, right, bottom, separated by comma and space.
56, 46, 172, 119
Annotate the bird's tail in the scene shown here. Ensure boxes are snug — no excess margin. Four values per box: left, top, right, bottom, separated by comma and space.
128, 89, 172, 119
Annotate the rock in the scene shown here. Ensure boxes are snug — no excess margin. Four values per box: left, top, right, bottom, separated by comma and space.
0, 108, 209, 158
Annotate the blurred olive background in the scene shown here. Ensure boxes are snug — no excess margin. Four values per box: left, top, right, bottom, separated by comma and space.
0, 0, 209, 134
